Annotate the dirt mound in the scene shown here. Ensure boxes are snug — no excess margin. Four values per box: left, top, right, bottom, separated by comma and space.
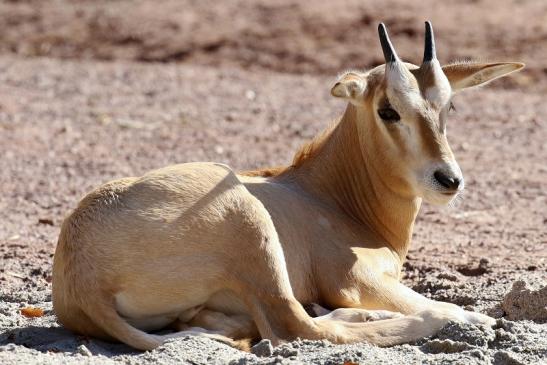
501, 281, 547, 323
0, 0, 544, 88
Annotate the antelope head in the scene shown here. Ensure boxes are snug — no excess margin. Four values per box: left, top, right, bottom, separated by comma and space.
331, 22, 524, 205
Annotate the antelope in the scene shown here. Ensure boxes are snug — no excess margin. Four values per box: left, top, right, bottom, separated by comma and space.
52, 22, 524, 351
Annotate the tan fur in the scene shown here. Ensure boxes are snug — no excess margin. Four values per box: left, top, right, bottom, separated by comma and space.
52, 37, 523, 350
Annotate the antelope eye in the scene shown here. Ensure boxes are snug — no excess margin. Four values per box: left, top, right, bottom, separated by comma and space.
377, 107, 400, 122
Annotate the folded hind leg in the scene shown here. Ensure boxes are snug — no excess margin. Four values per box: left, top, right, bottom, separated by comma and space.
173, 308, 258, 340
171, 308, 258, 351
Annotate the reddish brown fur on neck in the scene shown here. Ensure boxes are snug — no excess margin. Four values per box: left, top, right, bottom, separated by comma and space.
242, 98, 420, 261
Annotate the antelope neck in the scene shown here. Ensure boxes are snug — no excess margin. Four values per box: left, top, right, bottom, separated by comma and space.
287, 104, 421, 261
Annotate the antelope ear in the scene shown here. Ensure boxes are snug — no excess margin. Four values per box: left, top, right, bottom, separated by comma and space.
330, 72, 367, 105
442, 62, 524, 92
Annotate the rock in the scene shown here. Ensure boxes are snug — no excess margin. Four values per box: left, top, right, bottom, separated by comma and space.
436, 321, 495, 348
501, 280, 547, 323
244, 90, 256, 100
493, 350, 525, 365
251, 339, 273, 357
421, 339, 474, 354
273, 344, 299, 358
0, 344, 18, 352
457, 258, 490, 276
37, 218, 54, 226
493, 328, 517, 345
437, 272, 459, 281
77, 344, 92, 357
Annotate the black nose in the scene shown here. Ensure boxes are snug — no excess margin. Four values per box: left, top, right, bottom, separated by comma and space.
434, 170, 461, 190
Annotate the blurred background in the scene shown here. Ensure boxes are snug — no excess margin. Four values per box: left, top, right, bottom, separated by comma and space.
0, 0, 544, 87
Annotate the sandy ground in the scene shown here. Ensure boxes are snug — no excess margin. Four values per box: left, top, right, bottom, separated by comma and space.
0, 1, 546, 364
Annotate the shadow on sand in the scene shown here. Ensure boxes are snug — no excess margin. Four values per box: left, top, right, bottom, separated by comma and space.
1, 325, 138, 357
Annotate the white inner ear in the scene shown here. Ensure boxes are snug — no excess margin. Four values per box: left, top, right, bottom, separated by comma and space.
331, 75, 366, 105
445, 62, 524, 92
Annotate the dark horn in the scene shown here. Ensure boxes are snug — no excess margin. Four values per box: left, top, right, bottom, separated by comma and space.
423, 21, 436, 62
378, 23, 399, 63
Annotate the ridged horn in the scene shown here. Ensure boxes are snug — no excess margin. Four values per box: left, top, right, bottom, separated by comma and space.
423, 21, 436, 62
378, 23, 399, 64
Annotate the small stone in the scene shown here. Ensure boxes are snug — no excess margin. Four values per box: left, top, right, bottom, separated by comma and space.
214, 145, 224, 154
38, 218, 54, 226
494, 328, 517, 344
245, 90, 256, 100
251, 339, 273, 357
437, 272, 458, 281
421, 339, 473, 354
493, 350, 525, 365
77, 344, 92, 357
274, 345, 299, 358
0, 344, 18, 352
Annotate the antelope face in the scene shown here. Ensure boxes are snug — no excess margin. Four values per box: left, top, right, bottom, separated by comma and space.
373, 22, 461, 205
331, 22, 524, 206
371, 68, 461, 205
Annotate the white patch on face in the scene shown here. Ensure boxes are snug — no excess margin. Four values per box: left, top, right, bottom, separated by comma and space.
385, 62, 423, 110
385, 62, 410, 88
425, 86, 449, 107
418, 160, 464, 205
424, 60, 452, 108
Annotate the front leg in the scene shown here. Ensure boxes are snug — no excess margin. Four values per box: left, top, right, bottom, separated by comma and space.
356, 274, 495, 327
308, 303, 404, 322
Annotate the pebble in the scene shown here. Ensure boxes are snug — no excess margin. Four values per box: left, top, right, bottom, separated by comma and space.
251, 339, 273, 357
77, 344, 92, 357
245, 90, 256, 100
0, 344, 18, 352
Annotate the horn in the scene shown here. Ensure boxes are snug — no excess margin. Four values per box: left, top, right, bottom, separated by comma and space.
423, 21, 436, 62
378, 23, 399, 64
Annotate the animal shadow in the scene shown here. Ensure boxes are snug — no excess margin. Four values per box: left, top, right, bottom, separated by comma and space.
1, 325, 138, 357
